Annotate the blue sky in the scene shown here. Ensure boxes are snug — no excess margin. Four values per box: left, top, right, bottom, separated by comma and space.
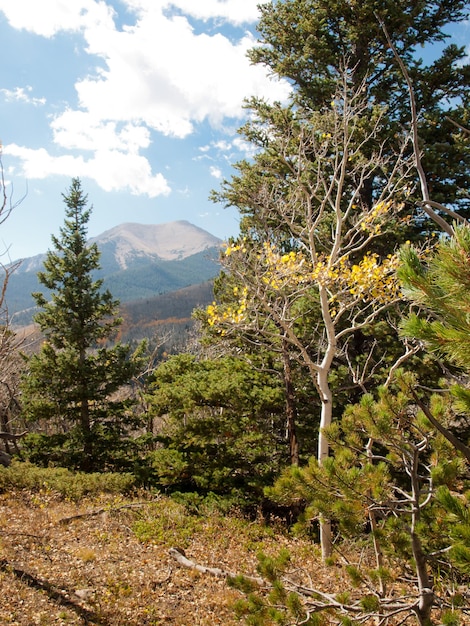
0, 0, 291, 260
0, 0, 468, 262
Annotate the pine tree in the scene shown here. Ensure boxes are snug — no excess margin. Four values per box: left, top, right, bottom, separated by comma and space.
21, 178, 143, 471
250, 0, 469, 219
145, 353, 286, 495
205, 0, 468, 558
244, 371, 468, 625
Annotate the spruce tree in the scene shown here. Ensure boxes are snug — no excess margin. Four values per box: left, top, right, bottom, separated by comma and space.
251, 0, 469, 218
22, 178, 142, 471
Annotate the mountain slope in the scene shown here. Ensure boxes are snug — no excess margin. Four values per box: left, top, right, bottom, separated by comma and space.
7, 221, 223, 326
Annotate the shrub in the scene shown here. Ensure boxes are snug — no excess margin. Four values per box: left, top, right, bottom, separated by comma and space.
0, 460, 135, 500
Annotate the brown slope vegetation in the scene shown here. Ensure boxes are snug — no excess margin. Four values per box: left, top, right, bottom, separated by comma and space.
0, 490, 341, 626
117, 281, 215, 344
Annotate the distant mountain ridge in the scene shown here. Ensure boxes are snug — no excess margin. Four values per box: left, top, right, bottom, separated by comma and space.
7, 220, 223, 325
14, 220, 222, 273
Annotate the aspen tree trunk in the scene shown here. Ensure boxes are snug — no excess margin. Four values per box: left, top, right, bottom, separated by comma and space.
317, 368, 333, 560
315, 286, 336, 560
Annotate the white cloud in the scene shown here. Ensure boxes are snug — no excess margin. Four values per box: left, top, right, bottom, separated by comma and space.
232, 136, 259, 158
0, 86, 46, 106
0, 0, 115, 37
209, 165, 222, 179
4, 143, 170, 197
212, 140, 233, 151
0, 0, 290, 197
75, 5, 290, 138
1, 0, 289, 136
51, 112, 151, 153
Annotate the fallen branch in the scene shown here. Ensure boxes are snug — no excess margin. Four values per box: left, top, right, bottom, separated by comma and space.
59, 501, 154, 525
169, 547, 266, 586
0, 558, 106, 625
0, 530, 44, 539
169, 548, 426, 622
0, 430, 27, 441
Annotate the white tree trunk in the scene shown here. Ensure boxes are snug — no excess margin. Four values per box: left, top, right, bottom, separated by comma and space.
317, 366, 333, 560
316, 289, 336, 560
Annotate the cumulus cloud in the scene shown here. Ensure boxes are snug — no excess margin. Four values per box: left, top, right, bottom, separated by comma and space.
0, 0, 114, 37
5, 143, 170, 197
51, 113, 151, 153
75, 4, 289, 138
0, 0, 290, 197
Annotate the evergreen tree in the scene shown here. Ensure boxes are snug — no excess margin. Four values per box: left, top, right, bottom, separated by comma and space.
236, 371, 468, 625
250, 0, 469, 219
21, 179, 143, 471
145, 353, 287, 497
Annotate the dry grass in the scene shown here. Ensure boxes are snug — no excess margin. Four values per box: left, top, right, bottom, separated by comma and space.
0, 490, 341, 625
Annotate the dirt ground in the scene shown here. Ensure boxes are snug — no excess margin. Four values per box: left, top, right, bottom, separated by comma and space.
0, 491, 335, 625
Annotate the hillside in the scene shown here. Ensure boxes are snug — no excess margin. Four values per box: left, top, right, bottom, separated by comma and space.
0, 489, 344, 626
7, 221, 222, 327
11, 281, 216, 352
118, 281, 216, 345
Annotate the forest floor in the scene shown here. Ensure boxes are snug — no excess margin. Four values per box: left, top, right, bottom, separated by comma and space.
1, 489, 459, 625
0, 489, 345, 625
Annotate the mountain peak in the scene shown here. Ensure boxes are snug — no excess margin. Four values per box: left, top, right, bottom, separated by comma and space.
89, 220, 222, 268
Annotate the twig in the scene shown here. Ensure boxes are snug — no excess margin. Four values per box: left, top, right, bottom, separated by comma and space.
58, 501, 153, 525
0, 558, 108, 625
376, 13, 460, 236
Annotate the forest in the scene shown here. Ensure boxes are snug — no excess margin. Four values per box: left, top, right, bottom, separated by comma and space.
1, 1, 469, 624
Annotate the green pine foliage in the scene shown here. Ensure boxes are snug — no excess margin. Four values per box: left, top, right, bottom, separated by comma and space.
399, 225, 470, 370
436, 486, 470, 575
144, 353, 287, 497
249, 371, 468, 623
21, 179, 145, 471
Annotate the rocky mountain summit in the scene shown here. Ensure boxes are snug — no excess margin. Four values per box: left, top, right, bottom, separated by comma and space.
7, 221, 223, 325
89, 220, 222, 270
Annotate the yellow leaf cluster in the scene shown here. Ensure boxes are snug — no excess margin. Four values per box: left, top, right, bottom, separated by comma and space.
206, 286, 249, 330
224, 239, 247, 256
260, 242, 310, 289
360, 200, 396, 235
206, 242, 400, 332
342, 252, 400, 303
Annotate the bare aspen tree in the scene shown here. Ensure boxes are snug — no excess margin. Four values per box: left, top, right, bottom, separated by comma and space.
206, 68, 414, 559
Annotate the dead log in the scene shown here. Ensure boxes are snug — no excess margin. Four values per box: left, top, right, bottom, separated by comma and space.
169, 547, 265, 586
0, 430, 28, 441
0, 430, 27, 455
